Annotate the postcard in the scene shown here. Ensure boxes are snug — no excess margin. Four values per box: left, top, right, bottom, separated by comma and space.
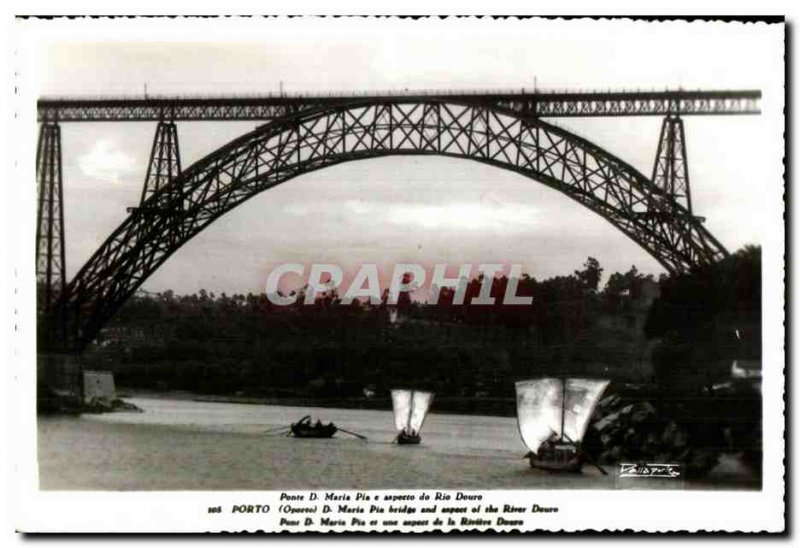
9, 15, 785, 533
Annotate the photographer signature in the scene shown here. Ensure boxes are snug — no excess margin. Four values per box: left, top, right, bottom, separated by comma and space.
619, 463, 683, 479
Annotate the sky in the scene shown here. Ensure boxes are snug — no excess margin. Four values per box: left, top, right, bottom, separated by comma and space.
29, 18, 784, 296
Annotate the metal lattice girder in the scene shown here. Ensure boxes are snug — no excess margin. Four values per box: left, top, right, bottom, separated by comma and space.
53, 99, 729, 352
652, 115, 692, 214
140, 121, 182, 204
36, 123, 66, 315
37, 89, 761, 123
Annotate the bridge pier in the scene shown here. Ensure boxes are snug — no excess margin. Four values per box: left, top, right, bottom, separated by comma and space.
37, 352, 84, 412
652, 115, 693, 215
36, 122, 66, 316
126, 120, 184, 246
36, 121, 79, 406
140, 120, 182, 204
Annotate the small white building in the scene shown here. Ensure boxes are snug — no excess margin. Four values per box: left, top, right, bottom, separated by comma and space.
730, 359, 761, 380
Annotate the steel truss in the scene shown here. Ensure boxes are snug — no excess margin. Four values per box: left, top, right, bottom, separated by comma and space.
37, 89, 761, 123
652, 115, 692, 214
139, 121, 182, 204
47, 99, 729, 352
36, 123, 66, 318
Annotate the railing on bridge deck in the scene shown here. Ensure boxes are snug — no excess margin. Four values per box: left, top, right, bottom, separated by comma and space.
37, 88, 761, 122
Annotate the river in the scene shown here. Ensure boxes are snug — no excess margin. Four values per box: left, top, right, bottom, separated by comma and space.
37, 396, 756, 490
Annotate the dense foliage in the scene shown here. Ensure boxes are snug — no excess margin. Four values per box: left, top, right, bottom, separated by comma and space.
82, 247, 761, 405
645, 245, 762, 392
83, 257, 661, 399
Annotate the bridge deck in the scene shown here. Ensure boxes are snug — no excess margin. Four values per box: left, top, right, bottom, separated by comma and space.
38, 89, 761, 122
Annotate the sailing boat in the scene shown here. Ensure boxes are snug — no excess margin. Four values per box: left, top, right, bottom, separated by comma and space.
515, 378, 609, 472
391, 389, 435, 444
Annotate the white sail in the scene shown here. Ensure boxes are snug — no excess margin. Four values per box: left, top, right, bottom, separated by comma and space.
562, 378, 610, 444
391, 389, 434, 434
515, 378, 563, 454
391, 390, 412, 433
515, 378, 609, 454
408, 390, 435, 433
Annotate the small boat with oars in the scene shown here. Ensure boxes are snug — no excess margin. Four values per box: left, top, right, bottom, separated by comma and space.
263, 416, 368, 440
516, 378, 609, 473
391, 389, 434, 444
290, 415, 338, 438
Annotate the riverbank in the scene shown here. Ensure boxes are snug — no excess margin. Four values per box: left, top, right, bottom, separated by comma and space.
120, 388, 519, 417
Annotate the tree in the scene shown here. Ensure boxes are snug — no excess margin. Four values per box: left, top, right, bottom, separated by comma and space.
603, 265, 654, 311
645, 245, 761, 391
575, 257, 603, 293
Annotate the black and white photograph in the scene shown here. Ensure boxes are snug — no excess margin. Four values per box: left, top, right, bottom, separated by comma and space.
7, 15, 785, 533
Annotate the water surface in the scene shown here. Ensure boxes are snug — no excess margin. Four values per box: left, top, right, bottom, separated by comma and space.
37, 396, 753, 490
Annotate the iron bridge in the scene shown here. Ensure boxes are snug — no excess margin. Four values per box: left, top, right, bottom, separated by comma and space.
35, 88, 761, 352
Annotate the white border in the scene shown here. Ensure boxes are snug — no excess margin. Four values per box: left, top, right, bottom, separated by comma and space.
5, 13, 787, 535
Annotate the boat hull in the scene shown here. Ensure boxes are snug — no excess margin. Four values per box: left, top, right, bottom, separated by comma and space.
391, 389, 433, 445
290, 424, 338, 438
528, 457, 582, 473
527, 446, 582, 473
396, 432, 421, 445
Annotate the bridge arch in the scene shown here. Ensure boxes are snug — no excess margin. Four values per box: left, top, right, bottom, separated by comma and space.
55, 99, 727, 351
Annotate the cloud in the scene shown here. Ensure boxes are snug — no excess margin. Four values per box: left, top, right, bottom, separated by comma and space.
283, 197, 542, 232
385, 202, 541, 231
77, 140, 137, 183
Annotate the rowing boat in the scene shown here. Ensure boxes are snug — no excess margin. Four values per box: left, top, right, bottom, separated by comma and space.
290, 415, 338, 438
